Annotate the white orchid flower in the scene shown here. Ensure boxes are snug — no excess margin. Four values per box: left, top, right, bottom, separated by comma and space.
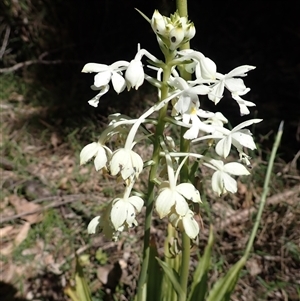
80, 141, 112, 171
177, 49, 217, 81
125, 58, 144, 90
155, 182, 201, 218
171, 77, 210, 115
231, 88, 256, 116
110, 148, 143, 182
110, 195, 144, 231
205, 112, 228, 127
155, 140, 201, 219
87, 201, 115, 239
88, 179, 143, 241
208, 65, 256, 105
182, 105, 216, 139
215, 119, 262, 158
192, 119, 262, 158
169, 209, 199, 239
204, 159, 250, 196
82, 61, 129, 107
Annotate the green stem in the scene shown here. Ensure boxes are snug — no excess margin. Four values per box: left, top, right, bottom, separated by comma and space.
176, 0, 188, 19
176, 1, 192, 300
244, 121, 284, 258
178, 128, 190, 301
137, 61, 173, 301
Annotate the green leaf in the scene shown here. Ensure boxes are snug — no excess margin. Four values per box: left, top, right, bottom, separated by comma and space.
147, 237, 163, 301
65, 256, 93, 301
207, 256, 247, 301
188, 225, 214, 301
156, 257, 185, 300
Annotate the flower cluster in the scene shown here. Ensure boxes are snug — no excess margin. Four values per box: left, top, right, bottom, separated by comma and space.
151, 10, 195, 51
80, 10, 261, 241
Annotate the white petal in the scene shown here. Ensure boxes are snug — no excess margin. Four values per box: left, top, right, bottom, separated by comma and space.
82, 63, 108, 73
196, 109, 214, 119
130, 151, 144, 174
94, 147, 108, 171
110, 149, 129, 176
110, 199, 128, 230
87, 216, 101, 234
215, 136, 232, 158
189, 84, 210, 95
128, 196, 144, 212
232, 130, 256, 150
200, 56, 217, 80
183, 125, 198, 140
175, 94, 194, 114
80, 142, 99, 165
222, 173, 238, 193
125, 59, 144, 90
192, 115, 215, 133
155, 188, 174, 218
182, 212, 199, 239
211, 171, 224, 196
94, 70, 111, 87
227, 65, 256, 78
224, 78, 246, 93
223, 162, 250, 176
237, 103, 250, 116
174, 192, 189, 216
232, 119, 263, 132
208, 80, 225, 104
125, 204, 136, 226
205, 158, 224, 171
88, 85, 110, 107
176, 183, 201, 203
168, 212, 180, 228
111, 72, 126, 94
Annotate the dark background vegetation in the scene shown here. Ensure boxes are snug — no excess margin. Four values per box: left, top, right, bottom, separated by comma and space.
1, 0, 299, 162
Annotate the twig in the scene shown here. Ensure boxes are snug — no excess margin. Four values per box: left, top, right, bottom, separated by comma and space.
0, 194, 105, 223
216, 185, 300, 229
0, 26, 11, 59
0, 58, 62, 73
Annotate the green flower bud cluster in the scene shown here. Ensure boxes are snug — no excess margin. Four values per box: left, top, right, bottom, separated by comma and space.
151, 10, 196, 50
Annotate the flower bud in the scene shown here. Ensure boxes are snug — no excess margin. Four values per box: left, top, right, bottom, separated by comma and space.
151, 10, 167, 35
169, 26, 185, 50
125, 59, 144, 90
185, 23, 196, 40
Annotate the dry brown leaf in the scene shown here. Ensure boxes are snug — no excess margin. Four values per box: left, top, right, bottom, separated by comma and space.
0, 262, 17, 282
15, 222, 30, 246
9, 92, 25, 102
8, 194, 43, 224
0, 223, 31, 255
58, 177, 69, 189
246, 257, 262, 276
0, 225, 14, 237
0, 242, 14, 256
51, 132, 62, 149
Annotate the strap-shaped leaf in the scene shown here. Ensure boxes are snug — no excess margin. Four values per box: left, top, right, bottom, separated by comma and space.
188, 225, 214, 301
207, 256, 247, 301
156, 257, 185, 300
64, 256, 92, 301
147, 237, 163, 301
